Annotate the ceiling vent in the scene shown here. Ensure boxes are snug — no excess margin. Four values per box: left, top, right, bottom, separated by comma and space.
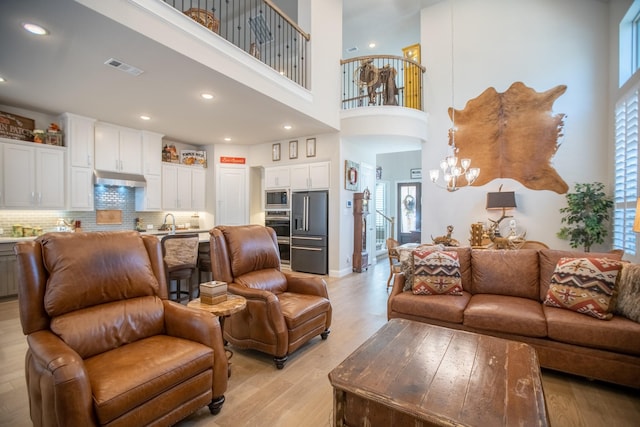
347, 46, 359, 53
104, 58, 144, 76
249, 15, 273, 44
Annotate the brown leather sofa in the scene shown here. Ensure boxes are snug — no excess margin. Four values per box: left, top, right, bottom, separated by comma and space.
388, 247, 640, 388
209, 225, 332, 369
14, 231, 228, 426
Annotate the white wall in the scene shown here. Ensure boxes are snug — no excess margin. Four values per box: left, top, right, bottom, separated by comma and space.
337, 138, 378, 276
421, 0, 613, 252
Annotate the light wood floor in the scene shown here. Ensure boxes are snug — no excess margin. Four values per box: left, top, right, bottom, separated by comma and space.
1, 260, 639, 426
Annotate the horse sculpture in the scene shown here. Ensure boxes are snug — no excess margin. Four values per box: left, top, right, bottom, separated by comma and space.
355, 59, 398, 106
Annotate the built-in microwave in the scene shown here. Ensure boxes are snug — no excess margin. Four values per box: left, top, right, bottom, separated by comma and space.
265, 189, 289, 210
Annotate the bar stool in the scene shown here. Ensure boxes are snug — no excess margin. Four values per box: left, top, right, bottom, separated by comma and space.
198, 242, 213, 283
161, 234, 199, 303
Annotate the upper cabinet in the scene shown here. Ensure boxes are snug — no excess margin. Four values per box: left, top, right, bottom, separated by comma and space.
265, 166, 290, 189
290, 161, 330, 191
135, 131, 164, 212
94, 122, 142, 174
59, 113, 96, 211
1, 140, 65, 209
162, 163, 205, 211
60, 113, 95, 168
141, 131, 163, 176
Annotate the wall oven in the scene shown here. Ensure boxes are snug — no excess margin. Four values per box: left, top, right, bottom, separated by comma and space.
265, 210, 291, 265
265, 189, 289, 210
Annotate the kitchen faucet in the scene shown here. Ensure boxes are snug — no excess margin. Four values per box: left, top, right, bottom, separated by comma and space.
163, 213, 176, 235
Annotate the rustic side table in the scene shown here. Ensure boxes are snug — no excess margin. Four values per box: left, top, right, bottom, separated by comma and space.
188, 294, 247, 376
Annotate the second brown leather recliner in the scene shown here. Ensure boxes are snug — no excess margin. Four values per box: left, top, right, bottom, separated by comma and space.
209, 225, 332, 369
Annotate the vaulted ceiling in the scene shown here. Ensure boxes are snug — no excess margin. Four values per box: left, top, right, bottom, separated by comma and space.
0, 0, 433, 146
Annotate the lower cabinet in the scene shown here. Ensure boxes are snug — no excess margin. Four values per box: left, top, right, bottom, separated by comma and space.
0, 243, 18, 297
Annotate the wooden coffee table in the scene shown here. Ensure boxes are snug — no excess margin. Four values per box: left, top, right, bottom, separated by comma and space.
328, 319, 549, 426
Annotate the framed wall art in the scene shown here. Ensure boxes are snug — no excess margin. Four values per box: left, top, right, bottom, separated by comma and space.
345, 160, 359, 191
289, 140, 298, 159
306, 138, 316, 157
272, 143, 281, 161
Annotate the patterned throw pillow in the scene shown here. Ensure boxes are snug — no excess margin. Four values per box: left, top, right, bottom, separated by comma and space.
543, 257, 623, 320
412, 250, 463, 295
398, 244, 444, 291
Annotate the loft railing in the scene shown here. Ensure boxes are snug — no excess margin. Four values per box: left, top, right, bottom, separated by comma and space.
164, 0, 309, 88
341, 55, 426, 111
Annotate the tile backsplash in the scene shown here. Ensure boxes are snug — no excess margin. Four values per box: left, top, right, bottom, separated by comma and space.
0, 186, 201, 236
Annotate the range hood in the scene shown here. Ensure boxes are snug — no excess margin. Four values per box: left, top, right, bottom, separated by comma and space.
94, 170, 146, 187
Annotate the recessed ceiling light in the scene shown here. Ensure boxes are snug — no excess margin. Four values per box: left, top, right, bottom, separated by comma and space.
224, 137, 232, 142
140, 115, 151, 121
0, 77, 5, 83
22, 23, 48, 36
368, 42, 376, 48
201, 93, 214, 100
283, 125, 292, 130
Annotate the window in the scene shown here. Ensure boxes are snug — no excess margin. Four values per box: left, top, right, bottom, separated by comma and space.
614, 2, 640, 256
613, 87, 639, 255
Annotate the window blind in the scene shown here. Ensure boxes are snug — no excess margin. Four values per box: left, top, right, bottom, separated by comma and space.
613, 87, 639, 255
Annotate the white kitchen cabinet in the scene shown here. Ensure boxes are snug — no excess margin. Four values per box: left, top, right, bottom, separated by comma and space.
60, 113, 96, 211
162, 164, 205, 211
142, 131, 163, 175
290, 161, 330, 190
94, 122, 142, 174
191, 167, 206, 211
135, 131, 164, 212
264, 166, 290, 189
162, 164, 179, 210
1, 140, 65, 208
135, 174, 162, 211
36, 148, 66, 208
59, 113, 95, 168
69, 167, 94, 210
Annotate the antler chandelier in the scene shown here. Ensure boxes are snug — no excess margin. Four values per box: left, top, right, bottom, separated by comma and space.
429, 1, 479, 192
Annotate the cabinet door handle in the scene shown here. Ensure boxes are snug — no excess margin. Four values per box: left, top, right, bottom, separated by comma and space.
31, 191, 35, 204
38, 193, 42, 204
87, 155, 92, 166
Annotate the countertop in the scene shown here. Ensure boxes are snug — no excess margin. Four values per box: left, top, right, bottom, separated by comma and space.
0, 229, 212, 244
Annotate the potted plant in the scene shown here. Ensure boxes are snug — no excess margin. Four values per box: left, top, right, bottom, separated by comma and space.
557, 182, 613, 252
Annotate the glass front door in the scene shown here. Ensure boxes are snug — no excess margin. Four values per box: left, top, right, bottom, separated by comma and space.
398, 182, 421, 244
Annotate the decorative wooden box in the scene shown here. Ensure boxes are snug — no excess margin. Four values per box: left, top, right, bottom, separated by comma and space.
200, 281, 227, 305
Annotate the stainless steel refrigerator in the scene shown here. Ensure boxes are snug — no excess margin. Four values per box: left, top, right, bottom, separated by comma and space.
291, 190, 328, 275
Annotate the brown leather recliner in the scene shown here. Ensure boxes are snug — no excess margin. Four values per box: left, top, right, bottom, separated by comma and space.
209, 225, 332, 369
14, 231, 228, 427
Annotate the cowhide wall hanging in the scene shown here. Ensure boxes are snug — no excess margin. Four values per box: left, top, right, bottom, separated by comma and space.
450, 82, 568, 194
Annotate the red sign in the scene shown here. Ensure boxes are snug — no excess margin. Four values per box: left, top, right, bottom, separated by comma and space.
220, 156, 246, 164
